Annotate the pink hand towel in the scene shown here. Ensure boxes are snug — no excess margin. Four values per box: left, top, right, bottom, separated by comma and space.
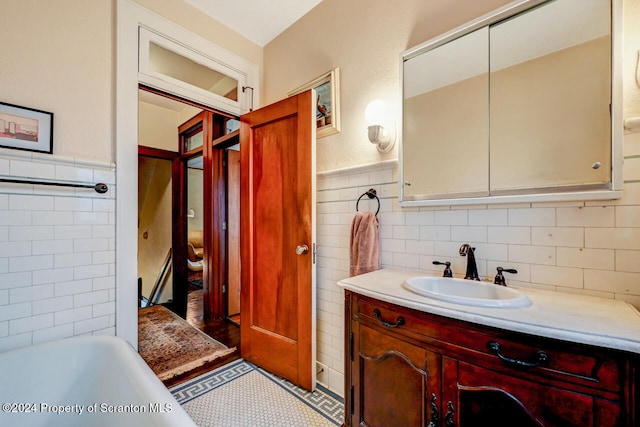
350, 211, 380, 276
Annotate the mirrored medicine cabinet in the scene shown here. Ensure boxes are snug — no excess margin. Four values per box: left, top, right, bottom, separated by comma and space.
400, 0, 623, 206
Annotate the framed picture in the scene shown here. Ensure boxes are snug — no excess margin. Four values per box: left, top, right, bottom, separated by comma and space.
0, 102, 53, 154
288, 67, 340, 138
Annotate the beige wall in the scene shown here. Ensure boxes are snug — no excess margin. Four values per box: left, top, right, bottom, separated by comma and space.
138, 101, 181, 151
133, 0, 262, 71
490, 36, 611, 190
187, 168, 204, 232
0, 0, 261, 164
404, 74, 488, 196
625, 0, 640, 121
138, 157, 173, 301
264, 0, 513, 172
0, 0, 113, 163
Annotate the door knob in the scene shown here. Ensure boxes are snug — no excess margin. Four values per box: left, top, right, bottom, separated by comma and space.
296, 245, 309, 255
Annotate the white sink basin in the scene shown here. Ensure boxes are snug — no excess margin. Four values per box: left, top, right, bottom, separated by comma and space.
403, 276, 531, 308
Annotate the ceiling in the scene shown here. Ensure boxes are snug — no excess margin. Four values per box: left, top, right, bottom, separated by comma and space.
185, 0, 323, 47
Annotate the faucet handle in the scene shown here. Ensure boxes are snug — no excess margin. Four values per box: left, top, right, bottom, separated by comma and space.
433, 261, 453, 277
494, 267, 518, 286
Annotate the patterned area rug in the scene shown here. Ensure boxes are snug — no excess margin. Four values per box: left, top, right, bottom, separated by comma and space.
138, 305, 236, 383
171, 359, 344, 426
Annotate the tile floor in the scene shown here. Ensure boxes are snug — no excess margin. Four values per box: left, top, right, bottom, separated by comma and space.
171, 359, 344, 426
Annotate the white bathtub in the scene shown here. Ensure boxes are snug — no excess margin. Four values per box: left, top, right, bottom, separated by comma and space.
0, 335, 196, 427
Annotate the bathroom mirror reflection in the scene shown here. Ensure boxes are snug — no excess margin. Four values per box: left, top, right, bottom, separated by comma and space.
403, 27, 489, 198
401, 0, 621, 205
489, 0, 611, 191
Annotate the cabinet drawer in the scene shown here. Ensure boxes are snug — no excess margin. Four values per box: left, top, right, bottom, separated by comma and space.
354, 294, 623, 395
355, 296, 439, 341
464, 328, 623, 395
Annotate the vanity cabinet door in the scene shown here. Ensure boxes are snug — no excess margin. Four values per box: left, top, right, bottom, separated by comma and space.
445, 359, 621, 427
351, 322, 433, 427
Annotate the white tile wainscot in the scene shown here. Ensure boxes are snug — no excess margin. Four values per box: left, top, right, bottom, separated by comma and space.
316, 145, 640, 397
0, 148, 116, 352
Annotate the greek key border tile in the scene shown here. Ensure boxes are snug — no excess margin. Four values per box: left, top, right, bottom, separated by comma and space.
169, 359, 344, 425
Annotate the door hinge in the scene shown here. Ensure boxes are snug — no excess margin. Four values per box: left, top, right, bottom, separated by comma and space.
222, 285, 226, 293
222, 221, 227, 230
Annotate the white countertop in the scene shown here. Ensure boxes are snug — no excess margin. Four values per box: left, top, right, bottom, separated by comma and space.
337, 269, 640, 355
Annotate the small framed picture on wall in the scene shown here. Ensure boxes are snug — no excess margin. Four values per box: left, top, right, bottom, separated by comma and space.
288, 67, 340, 138
0, 102, 53, 154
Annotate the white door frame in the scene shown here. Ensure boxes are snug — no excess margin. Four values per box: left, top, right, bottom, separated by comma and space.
116, 0, 259, 347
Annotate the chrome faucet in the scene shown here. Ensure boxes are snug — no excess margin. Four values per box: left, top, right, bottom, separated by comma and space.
459, 244, 480, 281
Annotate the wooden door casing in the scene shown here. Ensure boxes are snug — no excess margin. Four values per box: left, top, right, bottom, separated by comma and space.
240, 90, 315, 390
226, 148, 241, 317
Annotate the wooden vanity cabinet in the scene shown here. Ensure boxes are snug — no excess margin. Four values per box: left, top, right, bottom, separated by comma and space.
343, 290, 639, 427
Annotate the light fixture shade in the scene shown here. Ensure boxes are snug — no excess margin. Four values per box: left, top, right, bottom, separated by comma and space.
365, 100, 387, 126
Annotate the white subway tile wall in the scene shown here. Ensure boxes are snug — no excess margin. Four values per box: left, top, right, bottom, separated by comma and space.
0, 149, 116, 352
2, 131, 638, 396
316, 133, 640, 396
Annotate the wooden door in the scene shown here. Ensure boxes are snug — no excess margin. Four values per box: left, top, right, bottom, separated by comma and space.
226, 148, 241, 317
240, 90, 316, 391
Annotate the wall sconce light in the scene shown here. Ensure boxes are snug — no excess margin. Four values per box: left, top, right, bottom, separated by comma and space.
625, 117, 640, 133
187, 208, 195, 219
365, 100, 396, 153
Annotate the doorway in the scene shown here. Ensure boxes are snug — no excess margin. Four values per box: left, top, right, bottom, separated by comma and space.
137, 87, 241, 335
137, 154, 175, 307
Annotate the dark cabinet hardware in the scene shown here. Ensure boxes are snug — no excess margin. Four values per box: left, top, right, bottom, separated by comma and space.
356, 188, 380, 216
459, 244, 480, 280
494, 266, 518, 286
428, 393, 438, 427
373, 308, 405, 328
433, 260, 453, 277
488, 341, 550, 369
445, 401, 455, 426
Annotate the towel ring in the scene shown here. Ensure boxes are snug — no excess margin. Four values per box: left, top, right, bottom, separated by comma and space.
356, 188, 380, 216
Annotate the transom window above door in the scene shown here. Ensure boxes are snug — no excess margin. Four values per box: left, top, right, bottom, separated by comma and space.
139, 28, 246, 115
